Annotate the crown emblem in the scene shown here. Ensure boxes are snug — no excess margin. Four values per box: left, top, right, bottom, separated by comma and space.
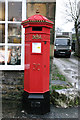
32, 34, 42, 39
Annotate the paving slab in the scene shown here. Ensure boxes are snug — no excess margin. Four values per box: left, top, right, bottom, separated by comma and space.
51, 80, 69, 85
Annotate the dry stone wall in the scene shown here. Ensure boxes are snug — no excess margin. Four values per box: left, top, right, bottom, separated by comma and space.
0, 71, 24, 100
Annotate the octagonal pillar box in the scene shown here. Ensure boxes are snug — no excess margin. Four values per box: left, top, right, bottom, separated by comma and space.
21, 12, 53, 114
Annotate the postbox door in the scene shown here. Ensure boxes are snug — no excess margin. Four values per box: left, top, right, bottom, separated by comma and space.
29, 41, 50, 93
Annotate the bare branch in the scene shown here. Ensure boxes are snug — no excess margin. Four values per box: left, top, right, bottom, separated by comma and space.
63, 0, 78, 24
69, 0, 75, 20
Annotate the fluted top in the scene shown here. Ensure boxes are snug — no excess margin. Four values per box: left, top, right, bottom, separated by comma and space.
22, 13, 53, 25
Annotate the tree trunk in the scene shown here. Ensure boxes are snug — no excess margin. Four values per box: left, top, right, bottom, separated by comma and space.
75, 21, 80, 57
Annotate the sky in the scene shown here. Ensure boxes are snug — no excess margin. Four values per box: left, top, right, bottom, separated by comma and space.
55, 0, 79, 32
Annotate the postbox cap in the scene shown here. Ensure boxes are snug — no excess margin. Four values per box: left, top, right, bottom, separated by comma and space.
21, 11, 54, 28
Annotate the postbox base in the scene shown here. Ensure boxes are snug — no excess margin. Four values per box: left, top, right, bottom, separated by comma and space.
22, 91, 50, 115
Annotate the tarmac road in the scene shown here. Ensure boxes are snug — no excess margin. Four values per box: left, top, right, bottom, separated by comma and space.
53, 52, 80, 90
2, 100, 79, 119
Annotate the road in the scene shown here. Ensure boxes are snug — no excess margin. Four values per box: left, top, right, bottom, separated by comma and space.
2, 100, 79, 119
53, 52, 80, 90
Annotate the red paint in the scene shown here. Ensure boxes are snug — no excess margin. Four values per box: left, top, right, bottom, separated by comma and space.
22, 13, 53, 93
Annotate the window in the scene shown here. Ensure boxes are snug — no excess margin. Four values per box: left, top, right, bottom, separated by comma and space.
7, 46, 21, 65
8, 23, 21, 43
0, 24, 5, 43
8, 2, 22, 21
55, 39, 70, 46
0, 1, 5, 21
0, 46, 5, 65
0, 0, 26, 70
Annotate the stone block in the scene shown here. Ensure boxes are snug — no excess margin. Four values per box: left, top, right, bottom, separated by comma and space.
51, 88, 80, 108
27, 3, 46, 17
2, 71, 24, 100
48, 3, 56, 19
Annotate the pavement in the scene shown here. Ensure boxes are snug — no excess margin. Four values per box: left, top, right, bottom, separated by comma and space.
2, 100, 79, 119
53, 52, 79, 90
51, 80, 69, 85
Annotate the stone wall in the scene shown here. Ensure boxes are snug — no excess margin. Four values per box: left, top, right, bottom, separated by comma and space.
0, 71, 24, 100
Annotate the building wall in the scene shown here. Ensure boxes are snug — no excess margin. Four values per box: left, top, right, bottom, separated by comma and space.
27, 2, 56, 44
1, 1, 56, 100
1, 71, 24, 100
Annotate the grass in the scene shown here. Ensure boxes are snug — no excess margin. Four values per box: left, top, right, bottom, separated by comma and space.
52, 64, 67, 81
51, 85, 68, 90
50, 63, 72, 92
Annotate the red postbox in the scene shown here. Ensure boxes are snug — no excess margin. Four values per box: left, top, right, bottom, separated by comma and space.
22, 11, 53, 114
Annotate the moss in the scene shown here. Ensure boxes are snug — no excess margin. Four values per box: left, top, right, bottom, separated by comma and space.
50, 84, 80, 107
2, 84, 24, 100
52, 64, 67, 81
69, 100, 75, 106
74, 97, 79, 105
60, 94, 67, 102
51, 85, 68, 90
